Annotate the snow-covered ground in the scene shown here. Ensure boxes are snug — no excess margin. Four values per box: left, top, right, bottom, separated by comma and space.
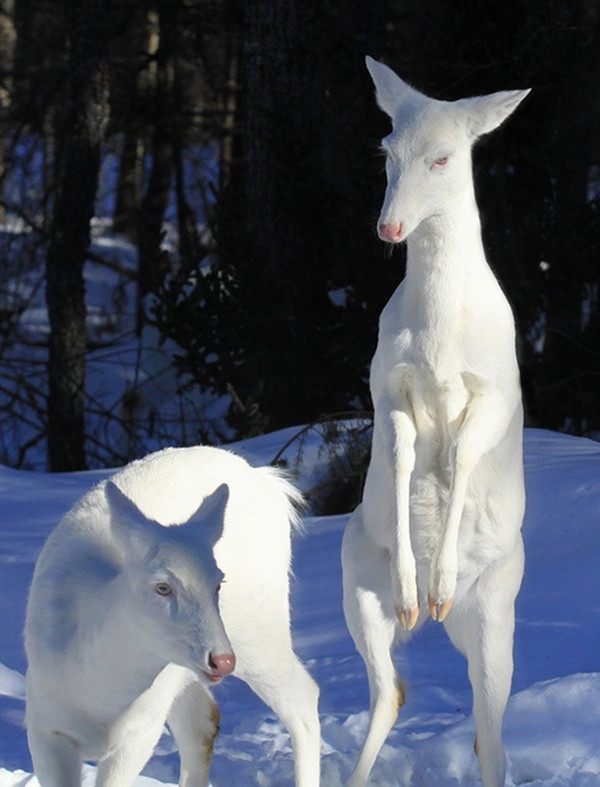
0, 426, 598, 786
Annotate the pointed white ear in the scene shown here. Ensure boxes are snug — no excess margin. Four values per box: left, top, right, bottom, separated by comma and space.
459, 88, 531, 139
184, 483, 229, 549
365, 56, 421, 119
105, 480, 145, 524
105, 480, 158, 556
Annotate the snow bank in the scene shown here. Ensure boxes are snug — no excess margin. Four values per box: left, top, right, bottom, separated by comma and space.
0, 428, 599, 785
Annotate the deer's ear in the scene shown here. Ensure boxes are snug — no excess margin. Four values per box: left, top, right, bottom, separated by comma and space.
105, 480, 145, 524
183, 483, 229, 550
105, 480, 159, 557
366, 56, 421, 119
458, 89, 531, 140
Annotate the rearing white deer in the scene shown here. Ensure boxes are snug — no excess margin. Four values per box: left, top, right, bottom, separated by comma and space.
342, 57, 529, 787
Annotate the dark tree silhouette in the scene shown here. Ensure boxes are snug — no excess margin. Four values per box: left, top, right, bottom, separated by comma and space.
45, 0, 110, 470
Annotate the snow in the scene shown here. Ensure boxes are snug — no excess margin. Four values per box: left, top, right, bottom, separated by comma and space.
0, 427, 599, 785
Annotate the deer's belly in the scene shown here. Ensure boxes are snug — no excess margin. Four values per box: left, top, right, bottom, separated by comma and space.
408, 470, 497, 545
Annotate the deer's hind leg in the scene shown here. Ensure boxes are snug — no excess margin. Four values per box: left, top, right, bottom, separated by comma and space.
230, 604, 321, 787
443, 540, 524, 787
342, 505, 410, 787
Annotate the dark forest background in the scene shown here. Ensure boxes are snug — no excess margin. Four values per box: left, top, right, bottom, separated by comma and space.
0, 0, 599, 473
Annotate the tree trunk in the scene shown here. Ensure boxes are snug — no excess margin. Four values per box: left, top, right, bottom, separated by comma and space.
45, 0, 109, 471
111, 0, 147, 239
230, 0, 330, 429
540, 0, 600, 430
136, 1, 177, 333
0, 0, 15, 224
242, 0, 324, 275
211, 0, 387, 434
114, 125, 144, 239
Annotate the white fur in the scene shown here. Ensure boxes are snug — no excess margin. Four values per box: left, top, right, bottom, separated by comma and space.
25, 446, 320, 787
342, 57, 529, 787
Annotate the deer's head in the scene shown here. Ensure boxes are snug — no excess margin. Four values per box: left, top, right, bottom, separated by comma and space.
366, 57, 530, 244
106, 481, 236, 683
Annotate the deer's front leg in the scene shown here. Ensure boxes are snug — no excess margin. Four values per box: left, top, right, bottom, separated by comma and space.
381, 394, 418, 629
429, 388, 520, 621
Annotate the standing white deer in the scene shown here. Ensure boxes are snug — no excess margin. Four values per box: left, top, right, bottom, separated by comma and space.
342, 57, 529, 787
25, 446, 320, 787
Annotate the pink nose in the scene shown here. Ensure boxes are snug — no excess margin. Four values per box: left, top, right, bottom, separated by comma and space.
209, 652, 236, 677
378, 222, 404, 243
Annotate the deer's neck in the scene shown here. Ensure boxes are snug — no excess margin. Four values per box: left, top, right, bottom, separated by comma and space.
402, 193, 493, 369
405, 194, 488, 315
408, 191, 485, 273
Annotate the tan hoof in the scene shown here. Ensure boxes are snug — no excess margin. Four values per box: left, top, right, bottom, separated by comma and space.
428, 594, 453, 622
397, 605, 419, 630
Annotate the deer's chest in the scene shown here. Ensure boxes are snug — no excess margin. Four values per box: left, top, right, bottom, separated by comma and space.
378, 324, 473, 431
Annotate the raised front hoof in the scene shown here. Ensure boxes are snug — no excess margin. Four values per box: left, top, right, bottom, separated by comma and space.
396, 604, 419, 630
428, 594, 453, 622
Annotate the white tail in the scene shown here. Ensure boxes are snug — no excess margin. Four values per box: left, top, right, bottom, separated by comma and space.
25, 446, 320, 787
342, 57, 528, 787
